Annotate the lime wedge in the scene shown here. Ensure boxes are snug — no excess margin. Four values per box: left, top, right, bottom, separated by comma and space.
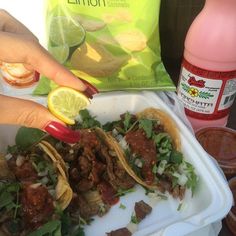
48, 44, 69, 64
49, 16, 86, 47
47, 87, 90, 125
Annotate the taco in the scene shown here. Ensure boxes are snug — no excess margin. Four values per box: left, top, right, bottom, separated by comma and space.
47, 127, 136, 220
0, 141, 73, 235
104, 107, 197, 199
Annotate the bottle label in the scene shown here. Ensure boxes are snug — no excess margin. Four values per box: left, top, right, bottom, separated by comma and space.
219, 79, 236, 110
177, 59, 236, 120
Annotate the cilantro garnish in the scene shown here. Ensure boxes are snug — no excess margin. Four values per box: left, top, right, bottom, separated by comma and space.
177, 203, 183, 211
143, 187, 155, 195
7, 145, 19, 155
32, 155, 58, 188
74, 109, 101, 129
152, 164, 158, 174
6, 219, 22, 234
15, 127, 46, 150
119, 203, 126, 210
62, 213, 85, 236
28, 212, 86, 236
0, 182, 21, 218
156, 193, 168, 200
115, 188, 136, 197
123, 112, 132, 132
170, 151, 183, 164
153, 133, 170, 145
127, 155, 143, 179
186, 166, 198, 195
138, 119, 153, 138
28, 220, 61, 236
131, 214, 139, 224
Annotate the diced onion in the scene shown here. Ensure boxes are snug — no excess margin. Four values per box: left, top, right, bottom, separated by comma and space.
172, 172, 181, 178
157, 160, 167, 175
147, 196, 160, 207
112, 128, 118, 137
69, 149, 74, 154
177, 174, 188, 186
134, 159, 143, 168
146, 190, 168, 206
108, 150, 117, 157
16, 155, 25, 167
179, 162, 187, 173
48, 189, 56, 198
159, 148, 169, 154
30, 183, 42, 189
5, 153, 13, 161
98, 203, 107, 214
126, 222, 138, 234
40, 176, 49, 185
38, 170, 48, 177
119, 138, 128, 150
116, 134, 124, 142
147, 192, 157, 198
173, 172, 188, 186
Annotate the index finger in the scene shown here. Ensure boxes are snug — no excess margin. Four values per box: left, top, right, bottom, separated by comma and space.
28, 43, 87, 92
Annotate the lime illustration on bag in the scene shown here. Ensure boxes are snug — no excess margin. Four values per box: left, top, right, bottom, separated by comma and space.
34, 0, 175, 94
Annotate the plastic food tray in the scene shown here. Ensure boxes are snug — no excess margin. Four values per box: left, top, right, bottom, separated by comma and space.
0, 91, 233, 236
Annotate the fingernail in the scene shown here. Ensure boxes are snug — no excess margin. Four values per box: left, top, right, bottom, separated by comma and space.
80, 78, 99, 99
44, 121, 81, 143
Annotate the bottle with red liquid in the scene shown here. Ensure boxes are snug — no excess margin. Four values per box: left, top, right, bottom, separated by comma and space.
177, 0, 236, 131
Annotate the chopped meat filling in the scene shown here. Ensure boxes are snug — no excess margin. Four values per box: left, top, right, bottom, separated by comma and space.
107, 227, 132, 236
125, 129, 157, 184
20, 185, 54, 229
134, 200, 152, 222
68, 129, 135, 194
80, 129, 101, 150
7, 158, 38, 182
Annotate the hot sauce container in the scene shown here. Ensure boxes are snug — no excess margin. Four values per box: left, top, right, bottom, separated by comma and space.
195, 126, 236, 179
177, 0, 236, 131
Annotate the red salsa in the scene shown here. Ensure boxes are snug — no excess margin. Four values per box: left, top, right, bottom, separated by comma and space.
196, 127, 236, 179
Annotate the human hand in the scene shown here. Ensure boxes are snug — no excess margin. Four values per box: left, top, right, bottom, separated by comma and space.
0, 10, 98, 142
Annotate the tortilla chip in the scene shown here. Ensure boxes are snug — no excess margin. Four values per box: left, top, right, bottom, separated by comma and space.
103, 10, 132, 23
77, 15, 106, 32
71, 43, 129, 77
114, 30, 147, 52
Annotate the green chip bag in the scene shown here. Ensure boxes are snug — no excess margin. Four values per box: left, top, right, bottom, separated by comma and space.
34, 0, 175, 94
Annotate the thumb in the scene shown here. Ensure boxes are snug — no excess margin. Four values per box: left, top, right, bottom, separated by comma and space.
0, 95, 64, 130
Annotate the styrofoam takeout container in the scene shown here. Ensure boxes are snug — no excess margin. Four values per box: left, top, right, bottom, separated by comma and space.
0, 91, 233, 236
